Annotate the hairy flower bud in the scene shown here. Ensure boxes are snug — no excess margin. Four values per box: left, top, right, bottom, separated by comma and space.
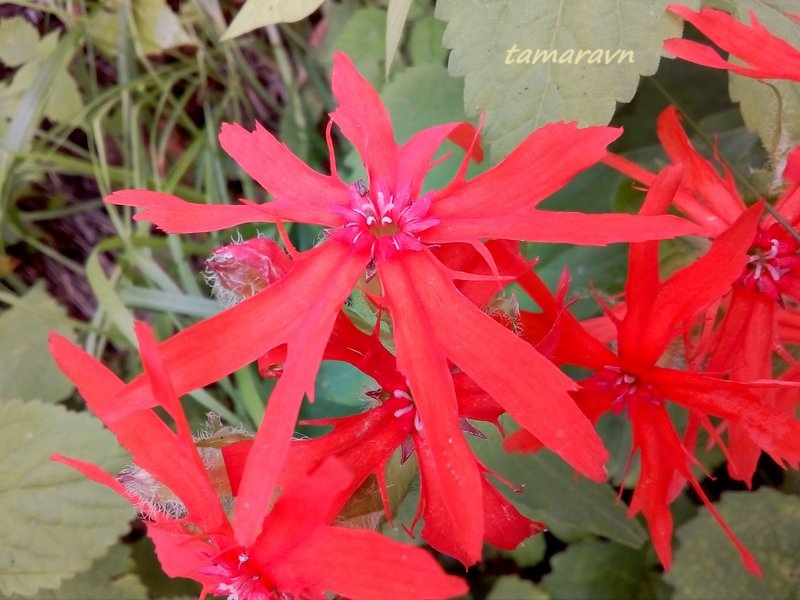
205, 237, 292, 307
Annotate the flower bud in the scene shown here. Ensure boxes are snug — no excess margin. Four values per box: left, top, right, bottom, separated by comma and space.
205, 237, 292, 307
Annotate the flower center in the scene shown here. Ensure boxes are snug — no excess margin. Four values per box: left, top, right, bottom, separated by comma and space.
741, 224, 800, 304
329, 179, 440, 260
592, 366, 663, 414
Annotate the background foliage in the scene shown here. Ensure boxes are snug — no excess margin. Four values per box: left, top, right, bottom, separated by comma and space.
1, 0, 799, 598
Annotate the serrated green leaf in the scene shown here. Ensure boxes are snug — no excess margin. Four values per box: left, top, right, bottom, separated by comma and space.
667, 488, 800, 599
436, 0, 699, 159
542, 539, 664, 600
386, 0, 414, 76
0, 400, 133, 596
11, 544, 147, 600
470, 422, 647, 547
0, 284, 75, 403
0, 17, 40, 67
222, 0, 325, 40
726, 1, 800, 169
489, 576, 549, 600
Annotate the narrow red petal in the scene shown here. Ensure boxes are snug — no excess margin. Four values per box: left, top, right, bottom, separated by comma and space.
398, 122, 482, 199
423, 210, 698, 246
106, 190, 276, 233
666, 5, 800, 82
273, 527, 468, 599
218, 121, 350, 225
106, 242, 367, 419
330, 52, 398, 186
382, 251, 609, 482
430, 123, 621, 217
630, 202, 763, 364
49, 334, 227, 529
381, 253, 485, 564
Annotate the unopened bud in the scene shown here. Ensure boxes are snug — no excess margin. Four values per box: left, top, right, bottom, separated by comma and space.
205, 237, 292, 307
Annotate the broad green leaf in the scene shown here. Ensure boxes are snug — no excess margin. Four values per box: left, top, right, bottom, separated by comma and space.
134, 0, 195, 54
408, 14, 448, 65
0, 284, 75, 403
436, 0, 699, 159
542, 539, 665, 600
0, 400, 133, 596
470, 422, 647, 547
502, 532, 547, 567
298, 361, 376, 434
667, 488, 800, 599
11, 544, 147, 600
386, 0, 414, 76
0, 17, 40, 67
88, 0, 194, 55
726, 1, 800, 173
488, 576, 549, 600
222, 0, 325, 40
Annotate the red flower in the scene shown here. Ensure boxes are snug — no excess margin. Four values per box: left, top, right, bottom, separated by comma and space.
223, 309, 542, 565
50, 324, 467, 600
103, 52, 698, 563
665, 5, 800, 82
607, 106, 800, 483
501, 168, 800, 574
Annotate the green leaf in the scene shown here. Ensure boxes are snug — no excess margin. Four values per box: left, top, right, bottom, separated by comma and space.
0, 284, 75, 403
0, 400, 133, 596
386, 0, 414, 76
88, 0, 194, 55
11, 544, 148, 600
131, 537, 201, 599
0, 17, 40, 67
502, 532, 547, 567
436, 0, 699, 159
667, 488, 800, 599
726, 1, 800, 171
470, 421, 647, 547
134, 0, 195, 54
328, 7, 388, 88
488, 576, 549, 600
408, 14, 448, 65
222, 0, 325, 40
542, 539, 665, 600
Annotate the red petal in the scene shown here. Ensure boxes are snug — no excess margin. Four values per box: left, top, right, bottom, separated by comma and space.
656, 106, 746, 231
481, 476, 544, 550
330, 52, 398, 187
423, 210, 699, 245
626, 202, 763, 365
106, 242, 367, 419
218, 121, 350, 225
665, 6, 800, 82
106, 190, 275, 233
381, 251, 609, 482
429, 123, 621, 218
273, 527, 468, 599
49, 334, 227, 529
398, 122, 482, 199
381, 254, 485, 564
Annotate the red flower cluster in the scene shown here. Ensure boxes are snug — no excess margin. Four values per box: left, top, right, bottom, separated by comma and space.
50, 8, 800, 595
